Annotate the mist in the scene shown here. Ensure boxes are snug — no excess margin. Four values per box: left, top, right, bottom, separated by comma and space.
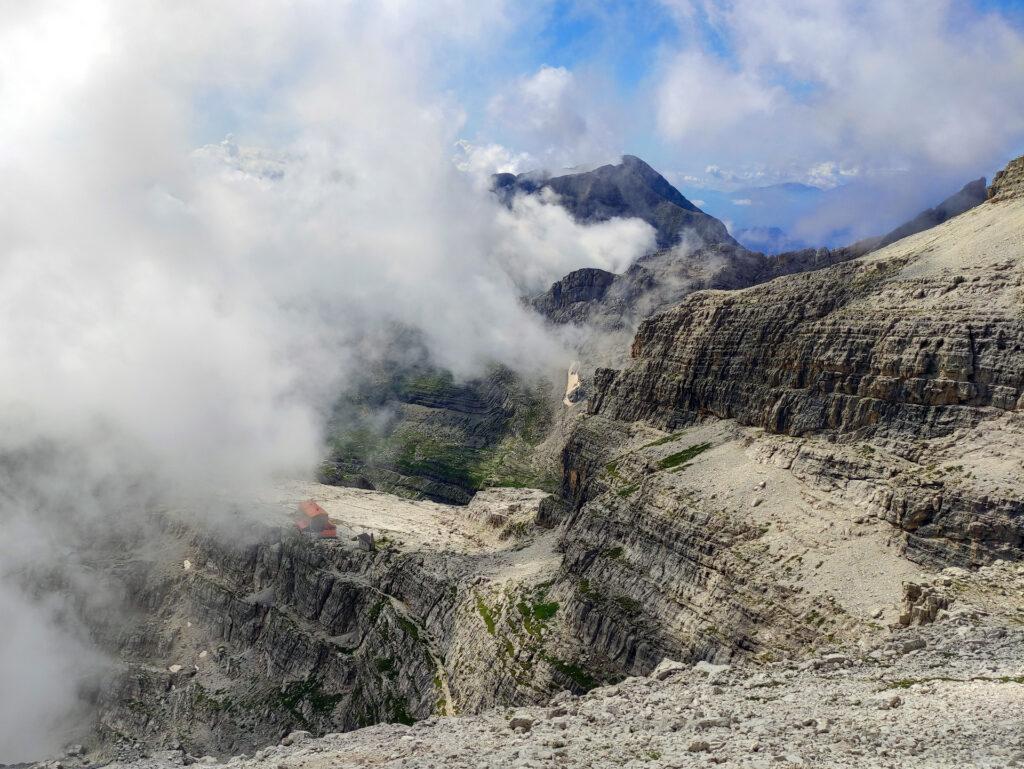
0, 2, 655, 760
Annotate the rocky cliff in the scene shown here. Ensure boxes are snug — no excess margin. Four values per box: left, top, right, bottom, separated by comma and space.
57, 157, 1024, 765
85, 486, 620, 760
989, 153, 1024, 202
54, 560, 1024, 769
585, 166, 1024, 566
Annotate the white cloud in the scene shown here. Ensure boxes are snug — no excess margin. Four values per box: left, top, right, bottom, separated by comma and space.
0, 2, 657, 759
655, 0, 1024, 182
487, 64, 622, 170
495, 191, 656, 283
657, 50, 779, 141
453, 139, 538, 181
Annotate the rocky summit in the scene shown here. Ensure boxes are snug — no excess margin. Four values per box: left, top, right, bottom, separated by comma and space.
494, 156, 736, 249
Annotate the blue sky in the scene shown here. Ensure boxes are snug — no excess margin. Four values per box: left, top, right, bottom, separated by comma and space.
434, 0, 1024, 244
468, 0, 1024, 166
187, 0, 1024, 247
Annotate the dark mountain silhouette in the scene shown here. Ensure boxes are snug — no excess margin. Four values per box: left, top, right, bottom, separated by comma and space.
494, 155, 736, 248
876, 177, 987, 249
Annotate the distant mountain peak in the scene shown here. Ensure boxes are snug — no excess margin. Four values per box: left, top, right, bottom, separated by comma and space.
493, 155, 735, 249
876, 177, 987, 249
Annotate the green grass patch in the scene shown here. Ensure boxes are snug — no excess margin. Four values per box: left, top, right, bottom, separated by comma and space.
401, 370, 455, 394
328, 426, 382, 462
543, 654, 598, 692
517, 599, 559, 636
531, 600, 560, 621
395, 615, 422, 643
476, 596, 497, 635
394, 431, 486, 488
658, 442, 712, 470
613, 595, 643, 615
641, 431, 687, 449
616, 484, 639, 498
275, 677, 344, 727
577, 578, 601, 600
367, 598, 388, 624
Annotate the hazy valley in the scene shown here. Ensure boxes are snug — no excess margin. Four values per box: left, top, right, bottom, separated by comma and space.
3, 5, 1024, 769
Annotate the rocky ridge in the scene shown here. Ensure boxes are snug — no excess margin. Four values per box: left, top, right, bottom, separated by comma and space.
587, 168, 1024, 566
55, 560, 1024, 768
530, 165, 990, 340
530, 240, 874, 333
876, 177, 987, 249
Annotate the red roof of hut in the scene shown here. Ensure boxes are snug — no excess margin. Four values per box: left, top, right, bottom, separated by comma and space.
299, 499, 328, 519
295, 499, 337, 538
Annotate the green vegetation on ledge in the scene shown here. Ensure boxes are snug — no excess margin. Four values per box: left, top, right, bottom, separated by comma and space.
659, 442, 713, 470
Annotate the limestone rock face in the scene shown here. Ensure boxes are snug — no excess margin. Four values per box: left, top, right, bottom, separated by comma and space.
589, 186, 1024, 565
88, 486, 604, 759
77, 560, 1024, 769
530, 268, 618, 325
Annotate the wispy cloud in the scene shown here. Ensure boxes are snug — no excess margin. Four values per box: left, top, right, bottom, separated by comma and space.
655, 0, 1024, 183
0, 2, 656, 759
485, 64, 625, 171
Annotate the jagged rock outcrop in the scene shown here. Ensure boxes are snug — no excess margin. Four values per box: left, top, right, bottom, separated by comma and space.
67, 561, 1024, 769
530, 239, 874, 332
876, 177, 986, 249
529, 268, 617, 324
989, 153, 1024, 202
87, 487, 611, 759
587, 173, 1024, 565
494, 156, 736, 248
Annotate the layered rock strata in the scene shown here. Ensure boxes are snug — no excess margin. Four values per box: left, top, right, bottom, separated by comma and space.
587, 187, 1024, 565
